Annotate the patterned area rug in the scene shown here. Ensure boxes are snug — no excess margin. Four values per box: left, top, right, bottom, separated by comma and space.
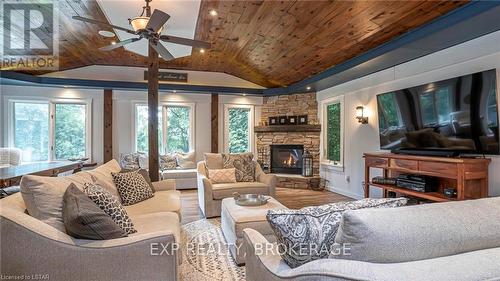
180, 219, 245, 281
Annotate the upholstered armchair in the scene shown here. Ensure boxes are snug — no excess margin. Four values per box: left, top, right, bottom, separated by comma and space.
197, 161, 276, 218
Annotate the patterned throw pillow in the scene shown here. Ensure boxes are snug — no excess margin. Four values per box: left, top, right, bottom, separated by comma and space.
83, 182, 136, 235
222, 153, 255, 182
208, 168, 237, 184
266, 198, 408, 268
111, 170, 154, 206
159, 154, 177, 170
120, 153, 141, 170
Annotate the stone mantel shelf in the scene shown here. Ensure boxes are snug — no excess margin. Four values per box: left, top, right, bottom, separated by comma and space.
255, 124, 321, 133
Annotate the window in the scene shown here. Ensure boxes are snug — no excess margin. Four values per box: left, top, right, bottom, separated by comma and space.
487, 86, 498, 127
419, 87, 452, 126
134, 103, 194, 154
224, 105, 254, 153
321, 96, 344, 168
10, 99, 91, 162
377, 93, 402, 131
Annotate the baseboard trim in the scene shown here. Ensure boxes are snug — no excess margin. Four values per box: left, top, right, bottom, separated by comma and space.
325, 186, 363, 200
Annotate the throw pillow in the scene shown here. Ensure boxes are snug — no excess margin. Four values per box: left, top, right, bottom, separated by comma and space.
120, 168, 155, 193
266, 197, 408, 268
83, 182, 136, 234
204, 153, 223, 169
222, 153, 255, 182
63, 183, 127, 239
176, 151, 196, 169
159, 154, 177, 170
120, 153, 141, 170
208, 168, 237, 184
112, 170, 154, 206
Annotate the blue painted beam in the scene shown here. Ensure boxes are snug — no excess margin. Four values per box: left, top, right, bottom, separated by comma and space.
0, 71, 265, 95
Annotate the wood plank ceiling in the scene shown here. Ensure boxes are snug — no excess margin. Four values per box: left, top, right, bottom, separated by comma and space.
5, 0, 467, 88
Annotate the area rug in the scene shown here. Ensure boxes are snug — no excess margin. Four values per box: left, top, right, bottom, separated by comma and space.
179, 218, 245, 281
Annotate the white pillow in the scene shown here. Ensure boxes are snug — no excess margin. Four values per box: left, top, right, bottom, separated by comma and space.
208, 168, 237, 184
176, 151, 196, 169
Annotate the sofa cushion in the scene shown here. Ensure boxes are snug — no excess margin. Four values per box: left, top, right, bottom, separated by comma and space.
212, 182, 268, 200
268, 198, 407, 268
112, 170, 154, 206
208, 168, 237, 184
120, 153, 141, 170
124, 190, 181, 218
161, 168, 197, 179
85, 159, 122, 200
63, 184, 127, 240
204, 153, 223, 169
176, 151, 196, 169
333, 196, 500, 263
222, 153, 255, 182
130, 212, 180, 243
83, 182, 136, 235
20, 172, 95, 232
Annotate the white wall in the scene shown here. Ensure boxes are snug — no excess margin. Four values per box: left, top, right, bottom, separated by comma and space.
0, 84, 263, 164
317, 30, 500, 198
0, 86, 104, 163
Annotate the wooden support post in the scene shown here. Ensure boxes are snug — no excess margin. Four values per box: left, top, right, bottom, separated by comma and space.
103, 89, 113, 163
211, 93, 219, 153
147, 39, 160, 182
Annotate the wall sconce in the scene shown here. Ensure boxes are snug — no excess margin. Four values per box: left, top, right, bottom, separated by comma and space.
356, 106, 368, 124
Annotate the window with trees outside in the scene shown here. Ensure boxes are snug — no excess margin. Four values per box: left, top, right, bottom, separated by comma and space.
135, 104, 194, 154
10, 100, 91, 162
377, 93, 402, 131
321, 96, 344, 168
224, 105, 254, 153
419, 87, 452, 126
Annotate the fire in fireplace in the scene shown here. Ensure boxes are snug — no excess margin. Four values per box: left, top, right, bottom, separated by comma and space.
270, 144, 304, 174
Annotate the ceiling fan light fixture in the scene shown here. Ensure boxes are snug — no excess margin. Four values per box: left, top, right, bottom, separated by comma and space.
130, 16, 150, 32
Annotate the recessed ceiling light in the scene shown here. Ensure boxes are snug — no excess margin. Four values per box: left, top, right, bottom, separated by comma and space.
199, 49, 205, 54
111, 41, 116, 45
242, 93, 247, 96
173, 90, 177, 93
98, 30, 115, 38
209, 9, 218, 16
306, 86, 311, 90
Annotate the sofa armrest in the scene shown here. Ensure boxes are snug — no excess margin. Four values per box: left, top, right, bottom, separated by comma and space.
255, 163, 276, 197
152, 179, 176, 191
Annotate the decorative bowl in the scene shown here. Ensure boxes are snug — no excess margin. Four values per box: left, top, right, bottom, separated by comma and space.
233, 193, 270, 206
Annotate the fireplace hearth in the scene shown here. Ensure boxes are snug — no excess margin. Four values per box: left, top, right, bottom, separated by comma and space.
270, 144, 304, 174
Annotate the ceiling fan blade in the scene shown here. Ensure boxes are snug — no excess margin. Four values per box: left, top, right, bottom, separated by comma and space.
146, 10, 170, 33
149, 41, 175, 61
72, 16, 136, 35
99, 38, 141, 51
160, 35, 211, 49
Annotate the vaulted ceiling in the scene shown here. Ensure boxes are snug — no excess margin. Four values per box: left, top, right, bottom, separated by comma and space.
6, 0, 468, 88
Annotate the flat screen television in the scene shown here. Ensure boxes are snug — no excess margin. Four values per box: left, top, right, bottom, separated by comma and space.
377, 69, 499, 156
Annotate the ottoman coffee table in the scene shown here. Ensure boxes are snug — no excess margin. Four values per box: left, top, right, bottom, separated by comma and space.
221, 196, 287, 265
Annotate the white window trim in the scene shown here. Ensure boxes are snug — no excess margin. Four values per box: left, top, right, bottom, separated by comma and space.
131, 101, 196, 154
6, 97, 92, 162
320, 95, 345, 171
223, 104, 255, 154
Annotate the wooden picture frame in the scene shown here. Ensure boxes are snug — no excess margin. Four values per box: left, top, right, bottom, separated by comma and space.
269, 117, 278, 126
298, 115, 308, 125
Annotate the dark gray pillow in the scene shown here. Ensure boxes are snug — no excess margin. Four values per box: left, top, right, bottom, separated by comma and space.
266, 198, 408, 268
62, 183, 127, 240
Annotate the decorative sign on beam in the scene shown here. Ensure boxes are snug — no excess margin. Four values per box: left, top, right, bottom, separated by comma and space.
144, 71, 188, 82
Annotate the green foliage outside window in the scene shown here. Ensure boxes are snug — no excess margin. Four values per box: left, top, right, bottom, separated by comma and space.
54, 104, 86, 160
419, 88, 451, 125
136, 105, 163, 154
166, 106, 190, 153
326, 103, 341, 162
14, 103, 49, 162
228, 108, 250, 153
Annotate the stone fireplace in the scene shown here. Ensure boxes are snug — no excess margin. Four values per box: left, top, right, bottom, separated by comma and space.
270, 144, 304, 174
256, 93, 321, 189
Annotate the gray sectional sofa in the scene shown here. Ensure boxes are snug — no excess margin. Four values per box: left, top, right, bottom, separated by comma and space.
244, 197, 500, 281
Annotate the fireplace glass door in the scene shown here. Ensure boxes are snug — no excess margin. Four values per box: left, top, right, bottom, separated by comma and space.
270, 145, 304, 174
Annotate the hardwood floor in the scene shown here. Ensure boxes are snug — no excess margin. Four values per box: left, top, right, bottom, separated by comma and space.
179, 187, 352, 225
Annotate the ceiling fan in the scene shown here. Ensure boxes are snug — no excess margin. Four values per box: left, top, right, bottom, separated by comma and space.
72, 0, 211, 61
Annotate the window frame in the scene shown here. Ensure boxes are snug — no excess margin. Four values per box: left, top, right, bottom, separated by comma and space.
223, 104, 255, 154
7, 97, 92, 162
132, 102, 196, 154
320, 95, 345, 171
